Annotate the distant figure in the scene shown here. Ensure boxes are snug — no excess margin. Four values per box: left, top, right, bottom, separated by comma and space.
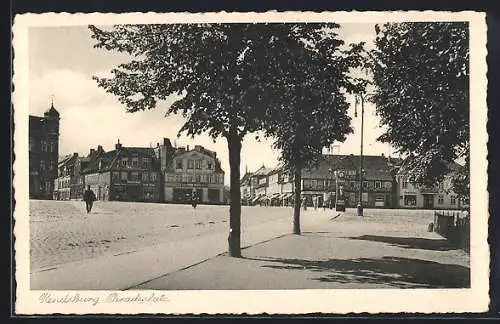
301, 197, 307, 211
83, 185, 97, 213
191, 192, 199, 208
460, 207, 470, 220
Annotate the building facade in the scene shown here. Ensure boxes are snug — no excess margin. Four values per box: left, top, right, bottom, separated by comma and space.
250, 154, 397, 208
53, 153, 90, 200
81, 140, 161, 202
162, 144, 225, 204
29, 104, 60, 199
240, 171, 254, 205
396, 162, 463, 210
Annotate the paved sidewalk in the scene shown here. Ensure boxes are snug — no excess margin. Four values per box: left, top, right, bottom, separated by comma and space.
31, 208, 301, 290
135, 212, 470, 290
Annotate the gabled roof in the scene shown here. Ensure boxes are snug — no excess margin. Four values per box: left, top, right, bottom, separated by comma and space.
253, 166, 274, 176
396, 157, 463, 177
302, 154, 394, 181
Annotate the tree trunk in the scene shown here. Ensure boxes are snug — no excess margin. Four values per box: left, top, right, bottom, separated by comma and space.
293, 166, 302, 235
227, 130, 242, 257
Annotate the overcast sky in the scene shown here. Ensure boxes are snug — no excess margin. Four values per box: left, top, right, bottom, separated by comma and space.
28, 23, 396, 184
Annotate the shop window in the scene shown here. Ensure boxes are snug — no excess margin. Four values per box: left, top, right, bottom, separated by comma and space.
404, 195, 417, 206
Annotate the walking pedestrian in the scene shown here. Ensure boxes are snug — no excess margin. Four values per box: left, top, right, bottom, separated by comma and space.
83, 185, 97, 213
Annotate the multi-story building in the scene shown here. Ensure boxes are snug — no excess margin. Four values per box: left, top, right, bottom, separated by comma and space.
395, 161, 463, 209
53, 152, 90, 200
162, 143, 225, 204
81, 140, 161, 202
240, 170, 254, 205
253, 154, 397, 208
250, 165, 274, 205
29, 104, 60, 199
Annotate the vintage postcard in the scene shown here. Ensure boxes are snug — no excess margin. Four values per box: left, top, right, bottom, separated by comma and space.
13, 11, 489, 314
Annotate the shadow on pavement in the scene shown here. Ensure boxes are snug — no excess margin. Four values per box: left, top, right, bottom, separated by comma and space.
346, 235, 459, 251
244, 256, 470, 288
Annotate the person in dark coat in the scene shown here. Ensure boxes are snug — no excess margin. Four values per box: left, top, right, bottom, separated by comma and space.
83, 185, 97, 213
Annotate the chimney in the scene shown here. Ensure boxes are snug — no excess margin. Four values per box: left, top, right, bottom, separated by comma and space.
115, 139, 122, 150
73, 152, 78, 157
381, 153, 385, 157
187, 145, 190, 151
90, 148, 96, 156
98, 145, 104, 154
163, 138, 172, 148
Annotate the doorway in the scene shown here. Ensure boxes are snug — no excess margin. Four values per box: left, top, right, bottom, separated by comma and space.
423, 194, 434, 209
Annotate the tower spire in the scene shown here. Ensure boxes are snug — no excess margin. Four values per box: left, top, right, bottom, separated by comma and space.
51, 94, 55, 107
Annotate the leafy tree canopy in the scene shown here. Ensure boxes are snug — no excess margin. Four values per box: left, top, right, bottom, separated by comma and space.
370, 22, 469, 195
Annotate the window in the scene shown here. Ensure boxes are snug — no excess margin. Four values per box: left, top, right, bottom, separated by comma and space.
362, 192, 368, 202
401, 177, 408, 189
121, 172, 128, 181
176, 160, 183, 169
142, 157, 151, 169
132, 157, 139, 168
385, 181, 392, 189
348, 170, 356, 176
142, 172, 149, 181
49, 142, 55, 152
195, 175, 201, 183
130, 172, 139, 181
175, 175, 182, 182
311, 180, 317, 188
438, 195, 444, 204
363, 181, 369, 189
40, 160, 46, 171
49, 161, 55, 170
438, 182, 444, 189
195, 159, 202, 169
404, 195, 417, 206
29, 138, 34, 152
450, 196, 456, 205
375, 181, 381, 189
187, 159, 194, 169
150, 173, 158, 182
207, 161, 213, 169
121, 158, 127, 167
201, 174, 208, 183
209, 175, 214, 183
112, 172, 120, 182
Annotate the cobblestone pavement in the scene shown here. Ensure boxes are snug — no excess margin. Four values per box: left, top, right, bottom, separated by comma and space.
29, 200, 292, 272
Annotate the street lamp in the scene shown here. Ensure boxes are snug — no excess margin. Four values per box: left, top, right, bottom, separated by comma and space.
354, 93, 365, 217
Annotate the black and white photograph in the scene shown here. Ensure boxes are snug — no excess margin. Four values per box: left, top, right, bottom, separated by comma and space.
13, 11, 489, 314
